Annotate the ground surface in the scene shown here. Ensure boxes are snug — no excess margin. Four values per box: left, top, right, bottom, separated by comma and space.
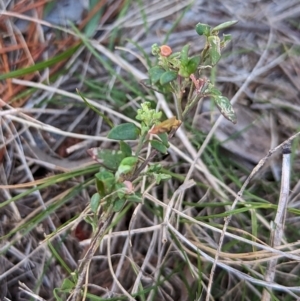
1, 1, 300, 301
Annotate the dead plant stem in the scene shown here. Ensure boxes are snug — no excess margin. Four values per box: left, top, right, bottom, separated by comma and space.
68, 209, 114, 301
261, 142, 291, 301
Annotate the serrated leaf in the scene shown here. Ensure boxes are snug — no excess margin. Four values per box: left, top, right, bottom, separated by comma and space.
211, 20, 238, 33
213, 95, 237, 124
160, 71, 178, 85
108, 123, 140, 140
90, 193, 101, 213
148, 66, 166, 84
208, 36, 221, 65
150, 140, 168, 154
195, 23, 211, 36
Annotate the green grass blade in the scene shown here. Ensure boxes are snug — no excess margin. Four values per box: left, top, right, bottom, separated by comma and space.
0, 44, 81, 80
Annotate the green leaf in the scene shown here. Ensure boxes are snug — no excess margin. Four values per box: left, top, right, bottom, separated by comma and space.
223, 34, 232, 44
107, 123, 140, 140
120, 141, 132, 157
115, 156, 138, 181
212, 95, 237, 124
160, 71, 178, 85
206, 84, 222, 96
150, 140, 168, 154
113, 199, 125, 212
158, 132, 169, 147
178, 66, 189, 78
195, 23, 211, 36
221, 34, 232, 49
211, 20, 238, 33
90, 193, 101, 213
153, 173, 172, 184
147, 163, 163, 173
115, 182, 126, 199
149, 66, 166, 84
0, 44, 81, 80
178, 55, 200, 78
53, 278, 75, 301
90, 148, 126, 170
61, 278, 75, 290
208, 36, 221, 65
186, 56, 200, 74
180, 44, 190, 65
84, 215, 97, 233
95, 171, 116, 196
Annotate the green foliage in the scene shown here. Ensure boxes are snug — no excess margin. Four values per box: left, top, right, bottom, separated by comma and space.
148, 66, 166, 84
50, 20, 239, 300
195, 23, 211, 36
160, 70, 178, 85
208, 35, 221, 65
0, 44, 81, 80
80, 20, 238, 238
150, 140, 168, 154
136, 102, 162, 127
90, 193, 101, 213
95, 170, 115, 197
53, 278, 76, 301
107, 123, 140, 140
211, 20, 238, 33
206, 83, 237, 123
115, 156, 139, 181
148, 20, 237, 122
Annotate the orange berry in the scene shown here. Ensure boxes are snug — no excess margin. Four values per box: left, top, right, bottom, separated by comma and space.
160, 45, 172, 57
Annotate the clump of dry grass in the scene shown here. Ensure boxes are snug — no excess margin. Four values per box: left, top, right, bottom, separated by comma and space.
1, 1, 300, 301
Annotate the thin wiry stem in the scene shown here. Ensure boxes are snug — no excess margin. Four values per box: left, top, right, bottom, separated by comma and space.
68, 209, 114, 301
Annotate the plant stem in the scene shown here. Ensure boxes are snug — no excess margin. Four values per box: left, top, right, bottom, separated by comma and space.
183, 94, 204, 118
68, 208, 114, 301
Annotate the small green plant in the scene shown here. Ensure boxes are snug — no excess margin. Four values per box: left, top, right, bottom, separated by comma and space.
67, 20, 237, 300
147, 20, 237, 123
